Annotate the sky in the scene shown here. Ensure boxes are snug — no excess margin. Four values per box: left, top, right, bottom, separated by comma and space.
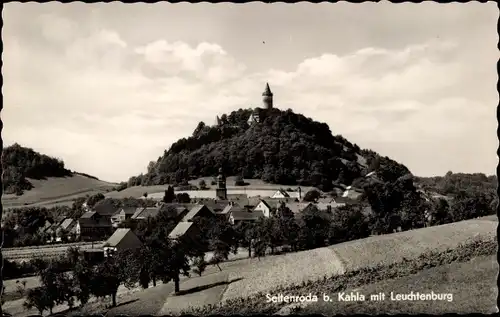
3, 2, 498, 183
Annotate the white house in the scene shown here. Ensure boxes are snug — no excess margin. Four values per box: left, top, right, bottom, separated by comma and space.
253, 200, 272, 218
271, 189, 290, 199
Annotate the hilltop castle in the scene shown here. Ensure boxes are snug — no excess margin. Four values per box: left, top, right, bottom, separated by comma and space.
214, 83, 275, 127
247, 83, 274, 125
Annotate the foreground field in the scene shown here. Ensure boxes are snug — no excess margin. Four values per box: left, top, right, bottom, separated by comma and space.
295, 255, 498, 315
330, 218, 497, 271
2, 174, 117, 209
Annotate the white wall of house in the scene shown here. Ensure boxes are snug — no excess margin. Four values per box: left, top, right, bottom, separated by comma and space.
254, 201, 271, 218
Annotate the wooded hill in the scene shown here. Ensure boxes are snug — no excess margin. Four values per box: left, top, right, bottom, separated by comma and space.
128, 108, 411, 191
2, 143, 72, 195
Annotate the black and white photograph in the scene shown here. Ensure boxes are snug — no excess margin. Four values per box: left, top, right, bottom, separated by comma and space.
1, 2, 498, 316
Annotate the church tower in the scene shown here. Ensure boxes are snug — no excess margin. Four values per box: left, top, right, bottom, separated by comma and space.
215, 167, 227, 200
262, 83, 273, 109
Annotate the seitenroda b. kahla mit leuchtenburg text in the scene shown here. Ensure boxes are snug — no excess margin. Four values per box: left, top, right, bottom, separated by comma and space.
266, 291, 453, 303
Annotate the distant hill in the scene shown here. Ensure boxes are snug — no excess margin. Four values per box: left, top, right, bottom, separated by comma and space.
414, 172, 497, 198
128, 108, 411, 191
1, 144, 117, 207
2, 143, 74, 195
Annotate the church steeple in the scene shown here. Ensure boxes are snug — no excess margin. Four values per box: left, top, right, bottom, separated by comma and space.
262, 83, 273, 109
215, 167, 227, 200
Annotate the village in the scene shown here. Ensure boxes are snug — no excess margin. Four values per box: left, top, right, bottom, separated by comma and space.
22, 168, 366, 262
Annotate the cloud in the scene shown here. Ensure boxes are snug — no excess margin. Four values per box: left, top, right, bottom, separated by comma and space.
2, 9, 496, 182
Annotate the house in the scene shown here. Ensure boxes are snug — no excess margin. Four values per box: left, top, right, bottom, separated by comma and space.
198, 199, 231, 213
342, 186, 364, 200
229, 209, 264, 225
76, 211, 113, 240
111, 207, 136, 227
181, 204, 215, 222
131, 207, 160, 220
103, 228, 143, 257
55, 218, 77, 241
316, 198, 346, 212
285, 202, 315, 215
253, 200, 273, 218
168, 222, 204, 249
271, 189, 290, 199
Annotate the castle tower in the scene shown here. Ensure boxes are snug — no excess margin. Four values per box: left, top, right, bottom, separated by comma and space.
216, 167, 227, 200
262, 83, 273, 109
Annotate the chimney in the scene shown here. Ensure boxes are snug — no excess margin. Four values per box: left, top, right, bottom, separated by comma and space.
327, 205, 332, 213
298, 187, 302, 200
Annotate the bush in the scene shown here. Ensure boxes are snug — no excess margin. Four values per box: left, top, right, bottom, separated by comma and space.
234, 176, 245, 186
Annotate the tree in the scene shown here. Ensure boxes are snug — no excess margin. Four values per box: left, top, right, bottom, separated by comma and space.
234, 175, 245, 186
175, 193, 191, 203
163, 186, 175, 203
23, 287, 54, 315
87, 193, 105, 208
209, 239, 231, 271
192, 256, 208, 276
328, 205, 370, 244
73, 259, 92, 307
303, 189, 321, 202
90, 256, 122, 307
162, 239, 192, 293
234, 222, 257, 258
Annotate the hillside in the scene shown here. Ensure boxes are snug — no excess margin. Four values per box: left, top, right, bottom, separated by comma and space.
128, 108, 411, 191
1, 144, 117, 208
2, 143, 73, 195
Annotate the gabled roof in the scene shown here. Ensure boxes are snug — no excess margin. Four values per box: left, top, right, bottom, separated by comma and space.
80, 211, 96, 219
195, 200, 229, 213
261, 198, 298, 209
60, 218, 76, 230
273, 189, 290, 197
105, 228, 139, 248
285, 202, 313, 214
131, 207, 159, 220
168, 222, 195, 239
220, 203, 247, 215
256, 199, 272, 209
181, 205, 214, 222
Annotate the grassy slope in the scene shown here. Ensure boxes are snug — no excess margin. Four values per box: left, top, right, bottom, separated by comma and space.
1, 174, 117, 209
331, 218, 497, 271
298, 255, 498, 315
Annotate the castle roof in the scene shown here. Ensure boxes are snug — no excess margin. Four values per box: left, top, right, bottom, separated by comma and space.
262, 83, 273, 96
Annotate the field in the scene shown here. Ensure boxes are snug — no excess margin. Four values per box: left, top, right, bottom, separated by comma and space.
1, 174, 117, 209
295, 255, 498, 315
3, 242, 105, 262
